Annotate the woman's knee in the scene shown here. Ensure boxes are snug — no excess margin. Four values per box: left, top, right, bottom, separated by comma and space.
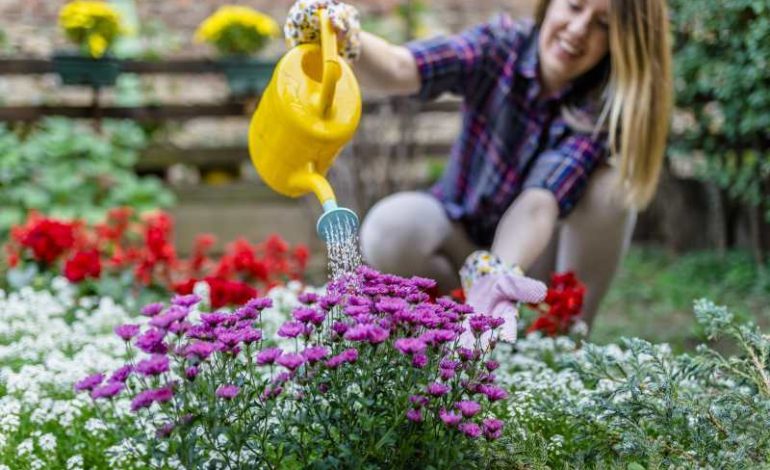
511, 188, 559, 218
561, 165, 637, 265
570, 165, 630, 225
360, 192, 450, 274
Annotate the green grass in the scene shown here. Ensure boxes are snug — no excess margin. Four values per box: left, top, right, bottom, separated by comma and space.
593, 246, 770, 352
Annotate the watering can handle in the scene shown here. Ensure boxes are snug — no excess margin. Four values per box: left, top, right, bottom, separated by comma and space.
319, 8, 342, 118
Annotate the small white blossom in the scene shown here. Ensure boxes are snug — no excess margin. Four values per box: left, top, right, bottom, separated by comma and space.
17, 438, 34, 456
85, 418, 108, 434
38, 433, 57, 452
66, 455, 84, 470
29, 457, 46, 470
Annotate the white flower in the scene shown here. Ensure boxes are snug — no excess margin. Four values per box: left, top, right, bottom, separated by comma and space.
107, 439, 145, 467
85, 418, 108, 434
38, 433, 57, 452
0, 284, 143, 465
66, 455, 84, 470
0, 407, 20, 433
17, 438, 34, 456
193, 280, 211, 307
29, 458, 46, 470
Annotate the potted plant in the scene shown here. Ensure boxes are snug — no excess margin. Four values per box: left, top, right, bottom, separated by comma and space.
54, 0, 124, 87
195, 5, 280, 97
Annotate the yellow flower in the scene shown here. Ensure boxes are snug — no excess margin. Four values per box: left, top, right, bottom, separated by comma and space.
87, 33, 107, 58
58, 1, 123, 58
195, 5, 279, 56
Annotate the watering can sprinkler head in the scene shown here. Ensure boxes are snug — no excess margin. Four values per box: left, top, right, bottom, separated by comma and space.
317, 200, 359, 242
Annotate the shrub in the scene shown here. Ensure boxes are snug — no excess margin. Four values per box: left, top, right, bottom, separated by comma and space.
670, 0, 770, 222
80, 267, 511, 468
0, 118, 174, 236
492, 299, 770, 468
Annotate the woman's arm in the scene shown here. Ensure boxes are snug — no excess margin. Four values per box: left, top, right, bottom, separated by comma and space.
353, 31, 421, 96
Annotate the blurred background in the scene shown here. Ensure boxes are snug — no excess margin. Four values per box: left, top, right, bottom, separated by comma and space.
0, 0, 768, 350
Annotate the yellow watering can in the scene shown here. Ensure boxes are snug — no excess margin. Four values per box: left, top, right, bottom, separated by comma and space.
248, 8, 362, 242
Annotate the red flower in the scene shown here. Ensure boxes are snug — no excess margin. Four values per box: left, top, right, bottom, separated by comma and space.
190, 234, 216, 274
5, 210, 311, 300
97, 207, 134, 242
230, 238, 256, 272
143, 212, 175, 263
19, 217, 76, 265
213, 255, 235, 279
64, 250, 102, 283
527, 271, 585, 336
250, 259, 269, 282
264, 234, 288, 256
173, 279, 197, 295
528, 315, 559, 336
293, 245, 310, 270
449, 288, 466, 303
205, 277, 258, 309
107, 207, 133, 226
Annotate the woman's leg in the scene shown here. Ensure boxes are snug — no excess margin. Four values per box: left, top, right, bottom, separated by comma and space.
359, 191, 479, 292
556, 165, 636, 328
525, 227, 558, 284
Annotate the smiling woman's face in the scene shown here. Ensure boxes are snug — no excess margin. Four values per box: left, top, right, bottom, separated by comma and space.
538, 0, 610, 94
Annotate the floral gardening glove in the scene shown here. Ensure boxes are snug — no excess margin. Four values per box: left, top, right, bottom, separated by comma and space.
458, 251, 547, 349
284, 0, 362, 61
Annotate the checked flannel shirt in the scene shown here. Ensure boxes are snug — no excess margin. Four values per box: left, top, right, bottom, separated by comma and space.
406, 14, 609, 246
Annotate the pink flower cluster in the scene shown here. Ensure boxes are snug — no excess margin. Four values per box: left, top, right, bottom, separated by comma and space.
76, 294, 275, 414
77, 265, 510, 444
307, 266, 509, 440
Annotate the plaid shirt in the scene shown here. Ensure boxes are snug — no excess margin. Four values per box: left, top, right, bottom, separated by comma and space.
406, 15, 608, 246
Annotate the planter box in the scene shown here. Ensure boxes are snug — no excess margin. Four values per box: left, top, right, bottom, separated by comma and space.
218, 57, 277, 97
52, 51, 121, 87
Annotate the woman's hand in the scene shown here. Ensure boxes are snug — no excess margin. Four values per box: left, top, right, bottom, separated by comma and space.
284, 0, 362, 61
458, 251, 547, 349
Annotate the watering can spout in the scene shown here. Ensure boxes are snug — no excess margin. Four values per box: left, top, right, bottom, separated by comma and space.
248, 7, 361, 242
289, 165, 359, 241
288, 164, 334, 206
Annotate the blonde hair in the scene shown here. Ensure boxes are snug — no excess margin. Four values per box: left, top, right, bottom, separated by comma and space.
535, 0, 673, 208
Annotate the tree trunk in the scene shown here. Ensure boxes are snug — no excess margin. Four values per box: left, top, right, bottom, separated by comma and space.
749, 202, 765, 266
706, 182, 727, 256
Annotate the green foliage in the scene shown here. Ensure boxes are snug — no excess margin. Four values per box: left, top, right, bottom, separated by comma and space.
0, 118, 174, 234
670, 0, 770, 218
595, 247, 770, 352
494, 299, 770, 468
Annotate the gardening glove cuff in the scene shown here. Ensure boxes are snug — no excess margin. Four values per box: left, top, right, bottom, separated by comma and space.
460, 250, 524, 293
459, 251, 547, 345
284, 0, 362, 61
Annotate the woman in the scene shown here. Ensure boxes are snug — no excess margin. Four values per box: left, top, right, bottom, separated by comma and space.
285, 0, 672, 339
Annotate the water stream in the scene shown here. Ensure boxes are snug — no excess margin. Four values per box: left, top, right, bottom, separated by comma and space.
322, 216, 362, 280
